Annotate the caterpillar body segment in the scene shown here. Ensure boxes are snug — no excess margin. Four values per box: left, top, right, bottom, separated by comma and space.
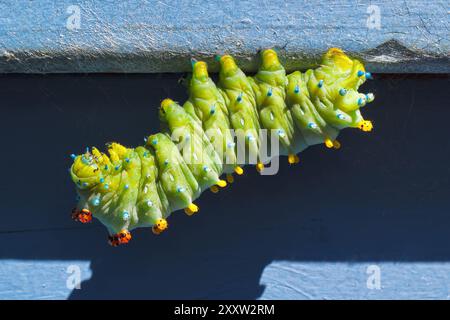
184, 61, 238, 175
250, 49, 296, 157
69, 48, 376, 245
134, 146, 168, 227
146, 132, 200, 213
218, 55, 262, 166
159, 99, 223, 189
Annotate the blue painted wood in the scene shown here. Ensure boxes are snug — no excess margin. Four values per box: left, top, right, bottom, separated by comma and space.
1, 74, 450, 299
0, 0, 448, 73
0, 260, 92, 300
2, 259, 450, 299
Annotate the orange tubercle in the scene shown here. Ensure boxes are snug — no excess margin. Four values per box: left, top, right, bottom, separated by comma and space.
71, 208, 92, 224
108, 229, 132, 246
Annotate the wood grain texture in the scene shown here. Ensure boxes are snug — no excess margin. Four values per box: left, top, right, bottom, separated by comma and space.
0, 74, 450, 299
0, 0, 448, 73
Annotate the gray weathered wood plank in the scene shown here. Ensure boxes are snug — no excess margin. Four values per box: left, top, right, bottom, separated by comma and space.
0, 0, 448, 73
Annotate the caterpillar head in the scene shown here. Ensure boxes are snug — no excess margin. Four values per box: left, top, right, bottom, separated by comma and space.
70, 147, 111, 190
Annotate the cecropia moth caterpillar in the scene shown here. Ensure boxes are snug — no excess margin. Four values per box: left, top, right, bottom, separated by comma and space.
69, 48, 375, 246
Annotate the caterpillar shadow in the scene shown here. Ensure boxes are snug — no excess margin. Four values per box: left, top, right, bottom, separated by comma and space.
0, 74, 449, 299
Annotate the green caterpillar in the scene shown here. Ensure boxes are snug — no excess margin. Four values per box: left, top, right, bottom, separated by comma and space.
69, 48, 375, 246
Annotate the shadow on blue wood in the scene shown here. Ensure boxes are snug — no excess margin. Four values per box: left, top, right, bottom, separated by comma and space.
0, 74, 449, 299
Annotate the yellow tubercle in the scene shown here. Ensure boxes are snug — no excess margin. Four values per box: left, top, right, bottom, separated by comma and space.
91, 147, 102, 160
327, 47, 344, 55
154, 218, 168, 231
184, 203, 199, 216
101, 156, 111, 167
288, 154, 300, 165
256, 162, 264, 173
324, 138, 334, 148
210, 186, 219, 193
161, 98, 174, 110
220, 55, 237, 72
261, 49, 280, 69
193, 61, 208, 78
109, 143, 127, 158
216, 180, 227, 188
357, 120, 373, 132
324, 47, 353, 71
92, 147, 111, 167
226, 174, 234, 184
108, 149, 120, 163
72, 158, 91, 177
234, 166, 244, 175
220, 55, 233, 63
152, 219, 168, 235
188, 203, 198, 212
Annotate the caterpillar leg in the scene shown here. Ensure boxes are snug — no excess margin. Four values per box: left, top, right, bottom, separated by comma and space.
152, 218, 168, 235
226, 166, 244, 183
234, 166, 244, 175
184, 203, 199, 216
210, 179, 227, 193
108, 236, 119, 247
107, 142, 128, 158
288, 154, 300, 165
217, 179, 227, 188
71, 208, 92, 224
324, 138, 334, 148
332, 140, 341, 149
357, 120, 373, 132
256, 161, 264, 173
324, 138, 340, 149
108, 229, 132, 247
